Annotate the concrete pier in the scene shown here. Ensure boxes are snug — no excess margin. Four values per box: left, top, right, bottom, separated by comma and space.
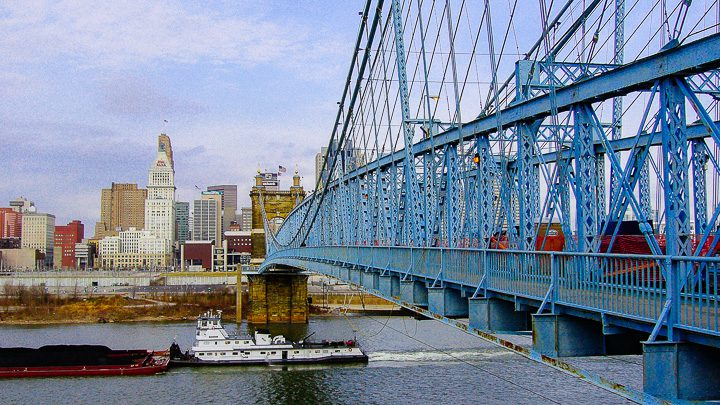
361, 271, 379, 290
400, 279, 428, 306
532, 314, 604, 357
469, 297, 528, 331
643, 341, 720, 401
427, 287, 468, 317
378, 275, 400, 298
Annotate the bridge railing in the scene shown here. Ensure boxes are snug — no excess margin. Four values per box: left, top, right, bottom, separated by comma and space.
267, 246, 720, 336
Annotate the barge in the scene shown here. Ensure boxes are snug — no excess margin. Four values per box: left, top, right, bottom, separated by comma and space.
170, 310, 368, 366
0, 345, 169, 378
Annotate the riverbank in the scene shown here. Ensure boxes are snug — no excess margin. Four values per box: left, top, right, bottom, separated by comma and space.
0, 287, 397, 325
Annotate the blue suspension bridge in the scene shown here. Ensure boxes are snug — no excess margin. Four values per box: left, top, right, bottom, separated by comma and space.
258, 0, 720, 401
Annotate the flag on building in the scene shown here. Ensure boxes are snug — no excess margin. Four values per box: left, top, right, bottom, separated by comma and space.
278, 165, 287, 174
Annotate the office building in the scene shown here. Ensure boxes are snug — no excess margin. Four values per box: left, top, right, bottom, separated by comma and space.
94, 183, 147, 239
239, 207, 252, 231
175, 201, 190, 244
144, 134, 176, 247
193, 194, 220, 242
9, 196, 34, 213
74, 241, 95, 269
21, 213, 55, 266
53, 220, 84, 269
0, 208, 22, 238
207, 184, 238, 236
97, 227, 171, 269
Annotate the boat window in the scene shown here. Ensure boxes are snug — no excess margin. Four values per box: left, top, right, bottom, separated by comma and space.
233, 352, 238, 355
214, 342, 217, 345
315, 350, 320, 353
198, 352, 204, 355
225, 341, 229, 344
323, 350, 328, 353
235, 341, 239, 344
271, 351, 276, 354
244, 351, 250, 355
260, 351, 266, 354
335, 350, 340, 353
221, 353, 226, 355
294, 351, 299, 354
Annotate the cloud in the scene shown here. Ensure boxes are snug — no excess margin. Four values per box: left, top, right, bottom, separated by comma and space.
0, 1, 345, 74
97, 74, 205, 118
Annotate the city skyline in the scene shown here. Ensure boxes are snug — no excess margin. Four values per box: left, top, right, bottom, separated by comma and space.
0, 3, 360, 229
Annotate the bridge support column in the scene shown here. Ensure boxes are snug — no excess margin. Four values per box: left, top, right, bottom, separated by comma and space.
428, 287, 468, 317
643, 341, 720, 401
469, 298, 528, 331
379, 275, 400, 297
349, 268, 362, 285
361, 271, 379, 290
247, 273, 308, 324
400, 280, 428, 306
532, 314, 604, 357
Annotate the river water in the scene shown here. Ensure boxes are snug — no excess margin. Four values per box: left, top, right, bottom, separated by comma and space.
0, 316, 632, 404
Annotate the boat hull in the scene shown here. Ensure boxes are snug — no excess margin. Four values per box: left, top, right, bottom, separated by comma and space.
170, 354, 368, 367
0, 360, 169, 378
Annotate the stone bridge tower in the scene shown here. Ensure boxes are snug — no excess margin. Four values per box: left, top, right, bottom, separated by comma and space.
250, 170, 305, 264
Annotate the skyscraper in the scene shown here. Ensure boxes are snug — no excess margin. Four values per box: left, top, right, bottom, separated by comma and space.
144, 134, 176, 247
175, 201, 190, 244
94, 183, 147, 239
206, 184, 237, 238
192, 196, 219, 242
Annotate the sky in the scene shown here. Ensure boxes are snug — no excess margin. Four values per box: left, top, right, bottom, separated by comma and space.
0, 1, 362, 229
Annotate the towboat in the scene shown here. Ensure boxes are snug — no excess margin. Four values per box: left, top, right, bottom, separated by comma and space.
0, 345, 169, 378
169, 310, 368, 366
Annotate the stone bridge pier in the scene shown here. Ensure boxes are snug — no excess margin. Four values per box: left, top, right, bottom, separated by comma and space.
246, 273, 308, 324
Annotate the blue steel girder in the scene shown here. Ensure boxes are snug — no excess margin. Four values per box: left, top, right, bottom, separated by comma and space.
338, 33, 720, 185
691, 139, 709, 236
660, 77, 692, 257
476, 136, 498, 246
445, 144, 462, 247
391, 0, 425, 246
517, 120, 541, 250
572, 104, 601, 252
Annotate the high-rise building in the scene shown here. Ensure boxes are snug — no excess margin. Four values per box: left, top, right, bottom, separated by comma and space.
239, 207, 252, 232
21, 213, 55, 266
53, 220, 84, 269
175, 201, 190, 244
207, 184, 237, 237
145, 134, 176, 248
314, 141, 365, 190
94, 183, 147, 239
9, 196, 35, 213
0, 208, 22, 238
193, 192, 221, 242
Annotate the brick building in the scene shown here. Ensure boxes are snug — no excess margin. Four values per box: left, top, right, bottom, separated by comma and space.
54, 220, 84, 269
0, 208, 22, 238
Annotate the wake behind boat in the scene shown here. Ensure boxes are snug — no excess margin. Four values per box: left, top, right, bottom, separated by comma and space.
169, 310, 368, 367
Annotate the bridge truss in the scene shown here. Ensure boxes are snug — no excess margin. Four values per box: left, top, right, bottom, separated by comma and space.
259, 0, 720, 376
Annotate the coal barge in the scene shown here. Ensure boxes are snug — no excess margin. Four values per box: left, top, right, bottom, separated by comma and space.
0, 345, 169, 378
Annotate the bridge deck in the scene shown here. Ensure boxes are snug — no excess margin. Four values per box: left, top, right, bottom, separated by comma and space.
264, 247, 720, 347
